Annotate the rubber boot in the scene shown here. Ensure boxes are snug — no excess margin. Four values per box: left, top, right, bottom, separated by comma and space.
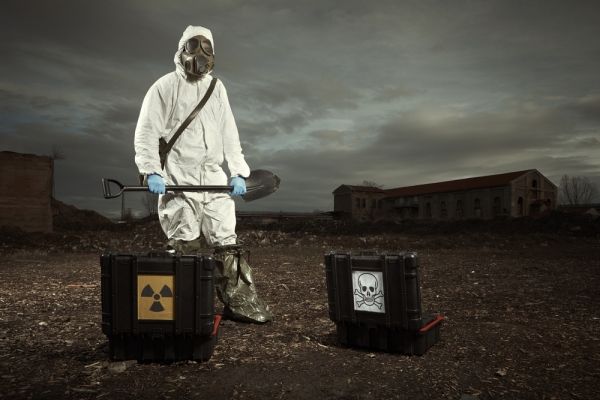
213, 245, 273, 324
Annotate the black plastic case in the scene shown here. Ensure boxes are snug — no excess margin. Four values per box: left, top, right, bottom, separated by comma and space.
100, 253, 219, 362
324, 251, 443, 355
335, 314, 444, 356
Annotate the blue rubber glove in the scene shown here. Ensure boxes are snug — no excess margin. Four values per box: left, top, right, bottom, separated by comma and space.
230, 176, 246, 196
147, 174, 165, 194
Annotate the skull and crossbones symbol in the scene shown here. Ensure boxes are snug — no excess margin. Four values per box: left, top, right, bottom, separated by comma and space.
354, 273, 384, 309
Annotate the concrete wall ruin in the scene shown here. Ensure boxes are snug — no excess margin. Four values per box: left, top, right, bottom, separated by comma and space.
0, 151, 53, 232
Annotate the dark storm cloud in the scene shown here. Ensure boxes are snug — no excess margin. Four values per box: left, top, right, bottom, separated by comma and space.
0, 87, 69, 111
308, 130, 346, 146
234, 76, 361, 144
567, 95, 600, 123
240, 94, 600, 211
1, 0, 600, 216
371, 87, 420, 103
1, 0, 174, 62
249, 78, 360, 112
372, 105, 572, 163
574, 137, 600, 149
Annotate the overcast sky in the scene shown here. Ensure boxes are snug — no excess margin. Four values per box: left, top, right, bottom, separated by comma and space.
1, 0, 599, 218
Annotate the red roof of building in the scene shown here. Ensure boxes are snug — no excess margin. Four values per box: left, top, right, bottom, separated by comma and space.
384, 170, 534, 198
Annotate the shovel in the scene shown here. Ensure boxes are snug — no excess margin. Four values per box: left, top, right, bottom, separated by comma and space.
102, 169, 280, 202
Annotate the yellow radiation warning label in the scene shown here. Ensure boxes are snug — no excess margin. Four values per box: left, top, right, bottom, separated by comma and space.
137, 275, 175, 320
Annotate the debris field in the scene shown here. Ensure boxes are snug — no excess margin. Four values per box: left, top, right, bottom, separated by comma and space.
0, 214, 599, 399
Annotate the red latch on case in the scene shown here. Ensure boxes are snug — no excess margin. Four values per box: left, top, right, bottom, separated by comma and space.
418, 315, 445, 333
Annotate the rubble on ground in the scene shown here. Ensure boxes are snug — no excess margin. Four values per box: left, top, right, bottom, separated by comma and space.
52, 198, 114, 231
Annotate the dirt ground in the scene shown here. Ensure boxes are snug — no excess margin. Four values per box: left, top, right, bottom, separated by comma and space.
1, 219, 599, 399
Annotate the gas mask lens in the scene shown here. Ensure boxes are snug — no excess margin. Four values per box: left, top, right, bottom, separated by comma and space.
184, 36, 213, 56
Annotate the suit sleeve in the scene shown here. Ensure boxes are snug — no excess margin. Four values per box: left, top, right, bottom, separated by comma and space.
219, 82, 251, 178
134, 83, 166, 176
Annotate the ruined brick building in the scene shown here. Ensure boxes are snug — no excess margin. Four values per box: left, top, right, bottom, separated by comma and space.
0, 151, 54, 232
333, 169, 557, 221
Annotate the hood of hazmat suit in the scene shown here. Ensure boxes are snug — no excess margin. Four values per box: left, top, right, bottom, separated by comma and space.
175, 25, 215, 80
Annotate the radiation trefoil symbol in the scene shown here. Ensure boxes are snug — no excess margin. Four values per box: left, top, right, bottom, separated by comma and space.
137, 275, 175, 320
140, 284, 173, 312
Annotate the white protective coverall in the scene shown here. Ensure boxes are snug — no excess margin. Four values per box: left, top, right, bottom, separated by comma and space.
134, 25, 249, 246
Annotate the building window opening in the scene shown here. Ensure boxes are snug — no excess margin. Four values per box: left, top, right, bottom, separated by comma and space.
456, 200, 464, 218
518, 197, 524, 216
371, 199, 376, 209
474, 198, 481, 218
361, 198, 366, 208
493, 197, 501, 216
440, 201, 447, 218
531, 179, 539, 199
355, 198, 360, 209
425, 202, 432, 218
411, 207, 419, 218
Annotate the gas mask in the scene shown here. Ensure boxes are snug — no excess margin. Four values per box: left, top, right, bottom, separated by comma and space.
181, 35, 214, 80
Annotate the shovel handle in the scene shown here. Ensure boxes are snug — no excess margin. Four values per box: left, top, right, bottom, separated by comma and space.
102, 178, 262, 199
102, 178, 124, 199
102, 168, 277, 201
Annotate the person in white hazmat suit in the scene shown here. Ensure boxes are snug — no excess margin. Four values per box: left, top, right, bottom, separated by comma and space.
134, 25, 272, 323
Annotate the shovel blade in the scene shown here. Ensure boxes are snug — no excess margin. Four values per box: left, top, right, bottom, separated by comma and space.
243, 169, 281, 202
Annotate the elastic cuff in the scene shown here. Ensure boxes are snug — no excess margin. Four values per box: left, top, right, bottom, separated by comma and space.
140, 163, 163, 176
230, 170, 250, 179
